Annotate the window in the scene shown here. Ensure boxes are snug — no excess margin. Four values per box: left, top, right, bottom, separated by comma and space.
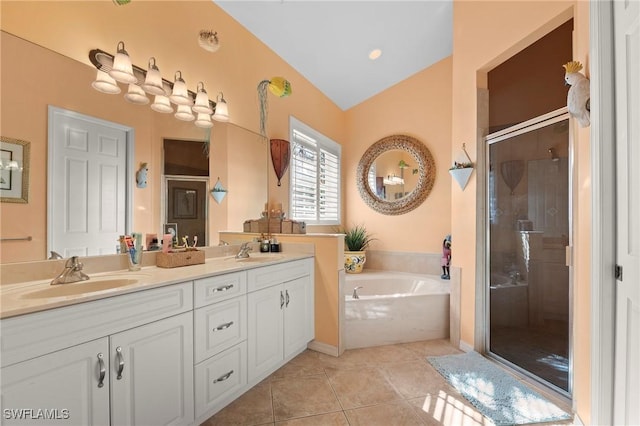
289, 117, 341, 225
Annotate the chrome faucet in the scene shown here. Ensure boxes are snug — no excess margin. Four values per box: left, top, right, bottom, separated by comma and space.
235, 242, 252, 259
509, 270, 521, 284
51, 256, 90, 285
352, 286, 363, 299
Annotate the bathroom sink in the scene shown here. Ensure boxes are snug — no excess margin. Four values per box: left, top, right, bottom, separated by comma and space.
23, 276, 146, 299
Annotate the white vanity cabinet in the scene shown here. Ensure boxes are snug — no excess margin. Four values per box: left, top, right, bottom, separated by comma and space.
1, 338, 111, 426
193, 272, 248, 418
1, 255, 315, 426
0, 282, 194, 426
247, 258, 314, 384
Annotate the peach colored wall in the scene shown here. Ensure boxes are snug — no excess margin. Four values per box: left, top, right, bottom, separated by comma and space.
451, 1, 590, 421
344, 57, 453, 254
0, 1, 345, 262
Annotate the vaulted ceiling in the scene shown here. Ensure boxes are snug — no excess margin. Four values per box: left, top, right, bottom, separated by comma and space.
215, 1, 453, 110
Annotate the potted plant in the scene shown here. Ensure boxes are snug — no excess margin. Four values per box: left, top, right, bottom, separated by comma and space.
343, 224, 375, 274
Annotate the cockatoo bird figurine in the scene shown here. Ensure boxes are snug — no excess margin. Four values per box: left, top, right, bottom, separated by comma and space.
563, 61, 590, 127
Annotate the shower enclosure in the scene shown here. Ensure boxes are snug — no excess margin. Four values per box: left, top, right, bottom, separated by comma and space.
486, 109, 571, 395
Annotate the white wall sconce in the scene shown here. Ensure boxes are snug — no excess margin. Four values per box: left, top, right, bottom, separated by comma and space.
194, 113, 213, 128
175, 104, 195, 121
193, 82, 213, 114
91, 70, 121, 94
212, 92, 229, 122
170, 71, 193, 106
141, 57, 166, 95
124, 83, 149, 105
89, 45, 229, 127
108, 41, 137, 84
150, 95, 173, 113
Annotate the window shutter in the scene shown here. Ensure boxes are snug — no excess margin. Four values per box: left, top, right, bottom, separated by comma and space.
289, 122, 341, 225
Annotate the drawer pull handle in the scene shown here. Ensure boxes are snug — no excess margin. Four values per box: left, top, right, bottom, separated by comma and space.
214, 321, 234, 331
213, 370, 234, 383
116, 346, 124, 380
213, 284, 234, 293
286, 290, 290, 307
97, 353, 105, 388
280, 291, 285, 309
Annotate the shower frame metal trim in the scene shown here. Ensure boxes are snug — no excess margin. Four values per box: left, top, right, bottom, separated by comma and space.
483, 106, 574, 400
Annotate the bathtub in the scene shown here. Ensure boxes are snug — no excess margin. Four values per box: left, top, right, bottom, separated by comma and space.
344, 271, 450, 349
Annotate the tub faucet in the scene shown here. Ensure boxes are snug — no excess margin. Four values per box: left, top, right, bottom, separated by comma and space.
352, 286, 363, 299
509, 270, 521, 284
51, 256, 90, 285
235, 242, 252, 259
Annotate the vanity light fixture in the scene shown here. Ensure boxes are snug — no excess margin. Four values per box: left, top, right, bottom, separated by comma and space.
192, 82, 213, 114
175, 104, 195, 121
124, 83, 150, 105
91, 70, 121, 94
150, 94, 173, 113
108, 41, 137, 84
88, 46, 230, 125
212, 92, 229, 122
383, 175, 404, 185
141, 57, 166, 95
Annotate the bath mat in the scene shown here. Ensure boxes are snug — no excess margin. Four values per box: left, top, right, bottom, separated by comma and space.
427, 351, 571, 425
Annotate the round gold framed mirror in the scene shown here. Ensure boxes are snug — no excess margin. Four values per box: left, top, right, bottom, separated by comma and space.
356, 134, 436, 215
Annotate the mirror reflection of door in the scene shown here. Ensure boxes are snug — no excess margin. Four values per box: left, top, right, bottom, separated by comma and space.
48, 107, 132, 257
163, 139, 209, 247
166, 179, 207, 247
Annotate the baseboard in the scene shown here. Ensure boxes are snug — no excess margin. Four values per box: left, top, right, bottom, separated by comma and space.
459, 340, 474, 353
307, 340, 339, 357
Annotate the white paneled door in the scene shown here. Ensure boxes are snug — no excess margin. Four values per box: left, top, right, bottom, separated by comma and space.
613, 0, 640, 424
48, 107, 131, 257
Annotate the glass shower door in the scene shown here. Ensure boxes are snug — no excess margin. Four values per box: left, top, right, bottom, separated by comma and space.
486, 112, 571, 394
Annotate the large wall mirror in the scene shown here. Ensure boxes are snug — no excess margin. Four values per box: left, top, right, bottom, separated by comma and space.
0, 31, 268, 263
356, 134, 436, 215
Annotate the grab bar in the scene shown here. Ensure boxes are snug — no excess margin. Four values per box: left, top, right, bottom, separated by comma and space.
0, 236, 32, 242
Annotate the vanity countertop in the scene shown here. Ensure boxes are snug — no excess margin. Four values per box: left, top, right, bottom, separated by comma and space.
0, 252, 313, 319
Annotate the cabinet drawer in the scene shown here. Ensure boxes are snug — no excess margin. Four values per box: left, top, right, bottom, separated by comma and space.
247, 258, 312, 292
194, 297, 247, 363
194, 272, 247, 308
195, 341, 247, 419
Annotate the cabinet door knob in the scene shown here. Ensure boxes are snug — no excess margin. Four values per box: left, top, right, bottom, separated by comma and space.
97, 353, 105, 388
116, 346, 125, 380
214, 321, 234, 331
213, 370, 234, 383
286, 290, 290, 307
280, 291, 285, 309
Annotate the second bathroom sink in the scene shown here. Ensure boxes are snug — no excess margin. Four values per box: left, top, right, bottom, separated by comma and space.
22, 275, 148, 299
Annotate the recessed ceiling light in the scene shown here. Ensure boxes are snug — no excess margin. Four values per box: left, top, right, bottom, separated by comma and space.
369, 49, 382, 60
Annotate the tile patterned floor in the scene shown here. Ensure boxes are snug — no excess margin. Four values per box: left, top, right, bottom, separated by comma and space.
200, 339, 573, 426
